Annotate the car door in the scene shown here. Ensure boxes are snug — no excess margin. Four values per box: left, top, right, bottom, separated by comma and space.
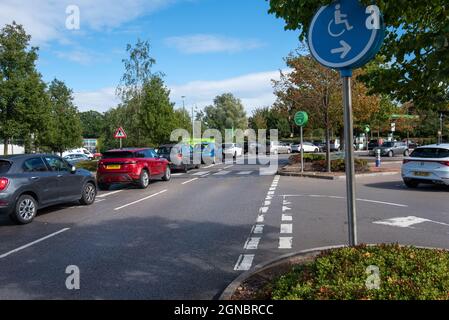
44, 156, 83, 202
21, 157, 60, 207
144, 149, 164, 176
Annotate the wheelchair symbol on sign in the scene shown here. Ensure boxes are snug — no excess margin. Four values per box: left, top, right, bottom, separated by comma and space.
328, 4, 353, 37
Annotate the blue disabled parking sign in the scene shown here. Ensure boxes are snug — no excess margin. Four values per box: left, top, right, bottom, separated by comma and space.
308, 0, 385, 74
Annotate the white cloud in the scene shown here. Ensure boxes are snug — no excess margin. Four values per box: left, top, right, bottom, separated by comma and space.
165, 34, 265, 54
73, 70, 285, 114
0, 0, 178, 45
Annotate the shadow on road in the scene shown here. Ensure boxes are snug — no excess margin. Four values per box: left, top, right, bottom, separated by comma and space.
365, 181, 449, 193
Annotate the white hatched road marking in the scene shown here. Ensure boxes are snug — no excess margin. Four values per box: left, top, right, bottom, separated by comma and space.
237, 171, 253, 175
244, 237, 261, 250
224, 165, 234, 169
0, 228, 70, 259
192, 171, 210, 176
252, 225, 265, 234
114, 190, 168, 211
279, 237, 293, 249
213, 171, 231, 176
203, 164, 215, 169
282, 214, 293, 222
182, 178, 198, 185
234, 254, 255, 271
280, 224, 293, 234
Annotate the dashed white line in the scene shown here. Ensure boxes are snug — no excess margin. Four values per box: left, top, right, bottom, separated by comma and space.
114, 190, 168, 211
192, 171, 210, 176
97, 190, 123, 198
279, 237, 293, 249
203, 164, 215, 169
171, 173, 185, 177
213, 171, 231, 176
0, 228, 71, 259
282, 214, 293, 221
257, 215, 265, 223
224, 165, 234, 169
234, 254, 255, 271
259, 207, 269, 214
182, 178, 199, 185
237, 171, 253, 175
244, 237, 261, 250
252, 225, 265, 234
280, 224, 293, 234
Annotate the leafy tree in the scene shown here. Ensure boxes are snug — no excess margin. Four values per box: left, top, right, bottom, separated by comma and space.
79, 111, 105, 139
267, 0, 449, 110
203, 93, 248, 135
47, 79, 83, 155
249, 107, 269, 132
0, 22, 50, 155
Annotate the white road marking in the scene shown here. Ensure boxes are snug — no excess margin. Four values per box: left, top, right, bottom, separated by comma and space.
224, 165, 234, 169
269, 187, 276, 191
267, 191, 275, 195
213, 171, 231, 176
244, 237, 261, 250
234, 254, 255, 271
266, 195, 273, 201
0, 228, 70, 259
264, 201, 271, 206
374, 216, 449, 228
182, 178, 199, 185
97, 190, 123, 198
282, 214, 293, 222
279, 237, 293, 249
281, 224, 293, 234
252, 225, 264, 234
114, 190, 168, 211
283, 200, 292, 205
192, 171, 210, 176
203, 164, 215, 169
357, 199, 408, 208
171, 173, 184, 176
282, 206, 291, 212
237, 171, 253, 175
259, 207, 269, 214
257, 215, 265, 223
282, 194, 408, 208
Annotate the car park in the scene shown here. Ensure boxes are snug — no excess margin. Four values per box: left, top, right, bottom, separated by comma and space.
97, 148, 171, 190
0, 154, 97, 224
371, 141, 410, 157
402, 144, 449, 188
368, 140, 380, 151
291, 142, 320, 153
64, 153, 90, 165
158, 144, 199, 172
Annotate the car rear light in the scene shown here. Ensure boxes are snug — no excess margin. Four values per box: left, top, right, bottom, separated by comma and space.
0, 178, 9, 191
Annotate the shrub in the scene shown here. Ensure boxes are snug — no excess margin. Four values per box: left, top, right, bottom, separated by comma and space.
76, 160, 98, 172
289, 154, 325, 164
271, 244, 449, 300
312, 159, 369, 173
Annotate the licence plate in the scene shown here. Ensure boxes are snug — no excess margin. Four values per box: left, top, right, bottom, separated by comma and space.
414, 172, 430, 177
106, 165, 121, 170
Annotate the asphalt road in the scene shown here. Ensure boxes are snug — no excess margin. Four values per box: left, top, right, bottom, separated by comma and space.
0, 154, 448, 299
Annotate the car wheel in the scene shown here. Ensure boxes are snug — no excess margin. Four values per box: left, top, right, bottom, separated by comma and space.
404, 150, 410, 157
404, 179, 419, 188
162, 166, 171, 181
138, 169, 150, 189
98, 183, 109, 191
182, 164, 189, 173
80, 182, 96, 205
388, 151, 394, 158
314, 148, 319, 153
10, 195, 37, 225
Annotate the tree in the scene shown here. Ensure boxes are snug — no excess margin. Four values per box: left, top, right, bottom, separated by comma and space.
203, 93, 248, 135
268, 0, 449, 110
79, 111, 105, 139
47, 79, 83, 155
0, 22, 50, 155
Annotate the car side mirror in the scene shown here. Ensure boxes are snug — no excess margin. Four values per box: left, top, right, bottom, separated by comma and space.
70, 166, 77, 174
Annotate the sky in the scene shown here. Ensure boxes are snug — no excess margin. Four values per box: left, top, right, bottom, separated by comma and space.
0, 0, 300, 115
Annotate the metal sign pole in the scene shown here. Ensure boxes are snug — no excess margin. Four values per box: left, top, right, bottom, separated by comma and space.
120, 138, 122, 150
300, 126, 304, 173
342, 75, 357, 246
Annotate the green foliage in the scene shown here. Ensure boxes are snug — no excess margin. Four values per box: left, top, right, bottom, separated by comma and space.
289, 153, 325, 164
80, 111, 105, 139
271, 244, 449, 300
47, 79, 83, 154
203, 93, 248, 135
267, 0, 449, 110
0, 22, 50, 154
75, 160, 98, 172
312, 159, 369, 173
249, 107, 292, 138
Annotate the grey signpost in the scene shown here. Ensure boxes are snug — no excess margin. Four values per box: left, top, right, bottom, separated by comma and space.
308, 0, 385, 246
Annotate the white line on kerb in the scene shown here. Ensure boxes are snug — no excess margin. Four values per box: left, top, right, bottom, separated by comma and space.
234, 254, 255, 271
97, 190, 123, 198
114, 190, 167, 211
182, 178, 199, 185
0, 228, 70, 259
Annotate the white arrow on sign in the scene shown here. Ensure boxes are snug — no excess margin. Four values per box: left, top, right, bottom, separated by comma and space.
331, 40, 351, 59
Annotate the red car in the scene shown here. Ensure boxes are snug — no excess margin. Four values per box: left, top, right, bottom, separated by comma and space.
97, 148, 171, 190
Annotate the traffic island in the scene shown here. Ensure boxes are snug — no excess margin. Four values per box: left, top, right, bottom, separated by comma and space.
221, 244, 449, 300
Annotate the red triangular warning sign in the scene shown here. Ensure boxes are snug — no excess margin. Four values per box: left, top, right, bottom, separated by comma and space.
114, 127, 127, 139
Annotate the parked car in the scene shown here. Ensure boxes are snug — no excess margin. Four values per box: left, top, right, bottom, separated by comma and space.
0, 154, 97, 224
276, 142, 292, 154
97, 148, 171, 190
368, 140, 380, 151
291, 142, 320, 153
64, 153, 90, 165
402, 144, 449, 188
158, 144, 199, 172
62, 148, 94, 160
371, 141, 410, 157
403, 139, 419, 149
222, 143, 244, 159
194, 143, 217, 164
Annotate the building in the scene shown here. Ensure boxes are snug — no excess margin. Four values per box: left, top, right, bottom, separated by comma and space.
83, 138, 98, 153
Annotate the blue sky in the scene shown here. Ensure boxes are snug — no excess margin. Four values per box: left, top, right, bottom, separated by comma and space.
0, 0, 299, 114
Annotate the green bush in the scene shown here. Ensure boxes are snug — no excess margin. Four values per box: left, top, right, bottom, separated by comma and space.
271, 244, 449, 300
289, 154, 325, 164
312, 159, 369, 173
76, 161, 98, 172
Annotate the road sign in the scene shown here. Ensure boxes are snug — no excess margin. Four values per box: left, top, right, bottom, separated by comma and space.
308, 0, 385, 73
391, 123, 396, 133
294, 111, 309, 127
364, 125, 370, 133
114, 127, 127, 139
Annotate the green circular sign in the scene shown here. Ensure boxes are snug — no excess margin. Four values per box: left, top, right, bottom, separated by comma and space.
364, 125, 371, 133
294, 112, 309, 127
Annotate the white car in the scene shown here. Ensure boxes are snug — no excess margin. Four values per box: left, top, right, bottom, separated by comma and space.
63, 148, 94, 160
222, 143, 243, 158
402, 144, 449, 188
291, 142, 320, 153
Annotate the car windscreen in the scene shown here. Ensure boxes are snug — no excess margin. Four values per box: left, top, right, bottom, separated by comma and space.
382, 142, 394, 148
102, 151, 135, 159
0, 160, 11, 174
410, 148, 449, 159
